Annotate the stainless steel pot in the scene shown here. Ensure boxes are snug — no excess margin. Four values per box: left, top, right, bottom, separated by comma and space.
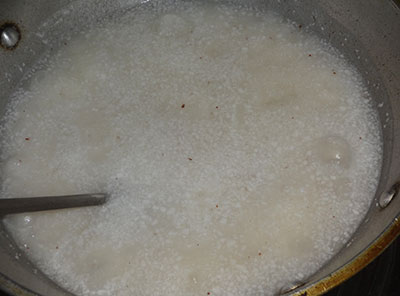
0, 0, 399, 295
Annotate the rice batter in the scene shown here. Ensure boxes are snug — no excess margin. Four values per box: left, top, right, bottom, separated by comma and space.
0, 1, 382, 295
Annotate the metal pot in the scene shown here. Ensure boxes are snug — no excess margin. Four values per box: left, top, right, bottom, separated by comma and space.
0, 0, 399, 295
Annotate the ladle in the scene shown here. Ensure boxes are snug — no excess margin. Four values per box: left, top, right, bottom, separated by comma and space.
0, 193, 107, 216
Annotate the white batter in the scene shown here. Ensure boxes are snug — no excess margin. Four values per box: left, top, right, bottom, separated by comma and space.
0, 1, 382, 296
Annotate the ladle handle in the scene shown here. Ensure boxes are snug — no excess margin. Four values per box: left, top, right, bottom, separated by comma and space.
0, 193, 107, 216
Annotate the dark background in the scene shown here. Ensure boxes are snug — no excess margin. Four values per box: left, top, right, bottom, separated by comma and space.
1, 236, 400, 296
325, 236, 400, 296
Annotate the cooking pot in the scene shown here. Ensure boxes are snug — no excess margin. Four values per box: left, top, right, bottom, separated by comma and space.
0, 0, 399, 295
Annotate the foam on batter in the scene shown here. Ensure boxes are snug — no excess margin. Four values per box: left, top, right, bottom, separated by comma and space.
0, 1, 382, 296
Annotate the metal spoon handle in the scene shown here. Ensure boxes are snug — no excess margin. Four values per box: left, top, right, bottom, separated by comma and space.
0, 193, 107, 216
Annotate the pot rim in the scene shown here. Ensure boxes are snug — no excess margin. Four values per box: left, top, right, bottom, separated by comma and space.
287, 215, 400, 296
